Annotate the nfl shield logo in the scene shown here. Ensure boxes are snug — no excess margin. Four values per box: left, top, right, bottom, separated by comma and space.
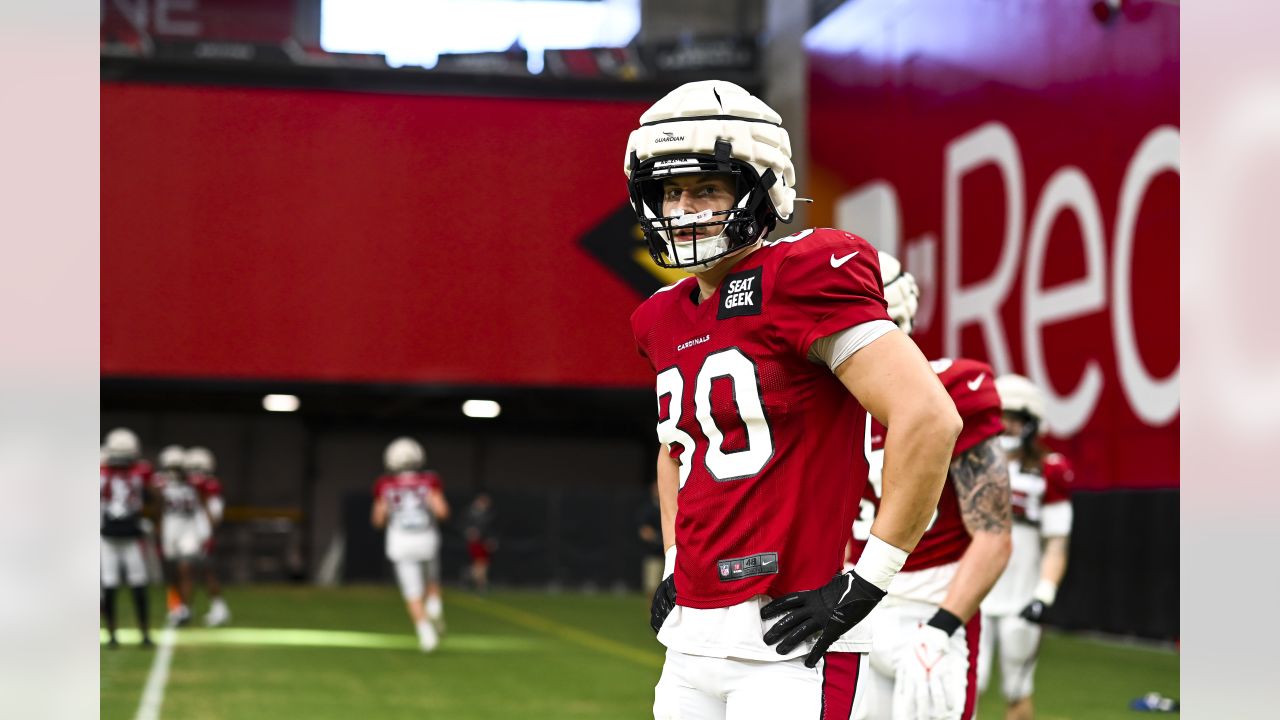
720, 565, 729, 577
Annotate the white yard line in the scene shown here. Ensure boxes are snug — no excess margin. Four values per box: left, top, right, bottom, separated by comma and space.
134, 623, 178, 720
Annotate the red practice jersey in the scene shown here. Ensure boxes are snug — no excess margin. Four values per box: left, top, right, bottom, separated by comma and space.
190, 472, 223, 501
632, 228, 891, 609
848, 358, 1003, 572
1011, 452, 1074, 525
373, 471, 444, 533
100, 460, 154, 538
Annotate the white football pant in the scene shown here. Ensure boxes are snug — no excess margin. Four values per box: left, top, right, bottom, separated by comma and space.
393, 558, 441, 601
101, 537, 148, 588
976, 613, 1040, 702
388, 528, 441, 600
161, 518, 206, 561
653, 647, 865, 720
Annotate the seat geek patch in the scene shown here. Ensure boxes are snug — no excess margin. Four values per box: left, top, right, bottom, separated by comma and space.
717, 267, 763, 319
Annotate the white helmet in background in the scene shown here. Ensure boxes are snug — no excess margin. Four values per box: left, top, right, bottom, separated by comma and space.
877, 251, 921, 334
158, 444, 187, 471
184, 446, 216, 474
103, 427, 141, 466
625, 80, 797, 271
996, 374, 1047, 432
384, 437, 425, 473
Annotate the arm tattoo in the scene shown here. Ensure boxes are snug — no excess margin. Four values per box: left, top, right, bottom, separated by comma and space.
949, 435, 1013, 535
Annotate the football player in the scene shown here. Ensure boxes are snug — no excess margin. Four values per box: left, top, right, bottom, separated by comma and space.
976, 375, 1075, 720
184, 446, 231, 626
372, 437, 450, 652
156, 445, 205, 626
100, 427, 155, 648
843, 254, 1014, 720
628, 80, 962, 719
464, 492, 496, 593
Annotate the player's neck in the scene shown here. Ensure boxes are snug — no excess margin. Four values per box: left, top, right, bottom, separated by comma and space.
691, 243, 760, 302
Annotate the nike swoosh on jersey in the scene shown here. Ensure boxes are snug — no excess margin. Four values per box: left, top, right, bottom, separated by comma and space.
967, 373, 986, 391
830, 251, 860, 268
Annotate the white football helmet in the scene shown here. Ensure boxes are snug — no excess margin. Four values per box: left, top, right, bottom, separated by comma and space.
184, 446, 216, 474
996, 374, 1047, 433
158, 444, 186, 471
384, 437, 425, 473
878, 251, 921, 334
103, 427, 141, 466
624, 80, 797, 271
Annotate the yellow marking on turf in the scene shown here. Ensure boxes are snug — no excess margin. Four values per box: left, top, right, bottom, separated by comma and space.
448, 593, 663, 669
101, 627, 534, 652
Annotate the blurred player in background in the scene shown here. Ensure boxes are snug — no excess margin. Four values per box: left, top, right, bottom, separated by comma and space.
463, 492, 496, 593
637, 481, 664, 598
185, 446, 231, 626
372, 437, 450, 652
627, 80, 961, 719
977, 375, 1076, 720
844, 254, 1013, 720
100, 427, 155, 648
156, 444, 206, 626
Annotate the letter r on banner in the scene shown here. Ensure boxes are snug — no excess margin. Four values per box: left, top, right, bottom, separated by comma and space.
944, 122, 1024, 373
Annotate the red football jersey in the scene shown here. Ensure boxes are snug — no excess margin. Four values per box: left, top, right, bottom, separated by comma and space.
100, 460, 154, 538
632, 228, 891, 609
373, 471, 444, 532
1011, 452, 1074, 523
847, 358, 1003, 572
190, 472, 223, 501
1042, 454, 1073, 504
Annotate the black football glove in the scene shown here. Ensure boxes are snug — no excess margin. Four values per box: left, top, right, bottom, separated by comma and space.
1019, 599, 1049, 624
649, 575, 677, 635
760, 569, 887, 668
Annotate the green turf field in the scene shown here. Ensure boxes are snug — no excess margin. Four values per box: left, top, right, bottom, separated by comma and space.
101, 585, 1177, 719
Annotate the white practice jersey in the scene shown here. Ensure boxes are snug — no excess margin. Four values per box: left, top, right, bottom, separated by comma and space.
982, 456, 1074, 615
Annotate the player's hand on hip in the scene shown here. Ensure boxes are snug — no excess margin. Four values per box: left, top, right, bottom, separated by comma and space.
650, 574, 677, 635
760, 569, 886, 668
892, 622, 963, 720
1018, 599, 1048, 624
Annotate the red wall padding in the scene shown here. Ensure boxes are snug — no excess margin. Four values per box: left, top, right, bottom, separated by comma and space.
103, 83, 654, 388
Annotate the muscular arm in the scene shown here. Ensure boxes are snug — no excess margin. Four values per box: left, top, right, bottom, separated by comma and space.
655, 447, 679, 552
835, 330, 961, 552
938, 436, 1013, 622
371, 497, 388, 529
